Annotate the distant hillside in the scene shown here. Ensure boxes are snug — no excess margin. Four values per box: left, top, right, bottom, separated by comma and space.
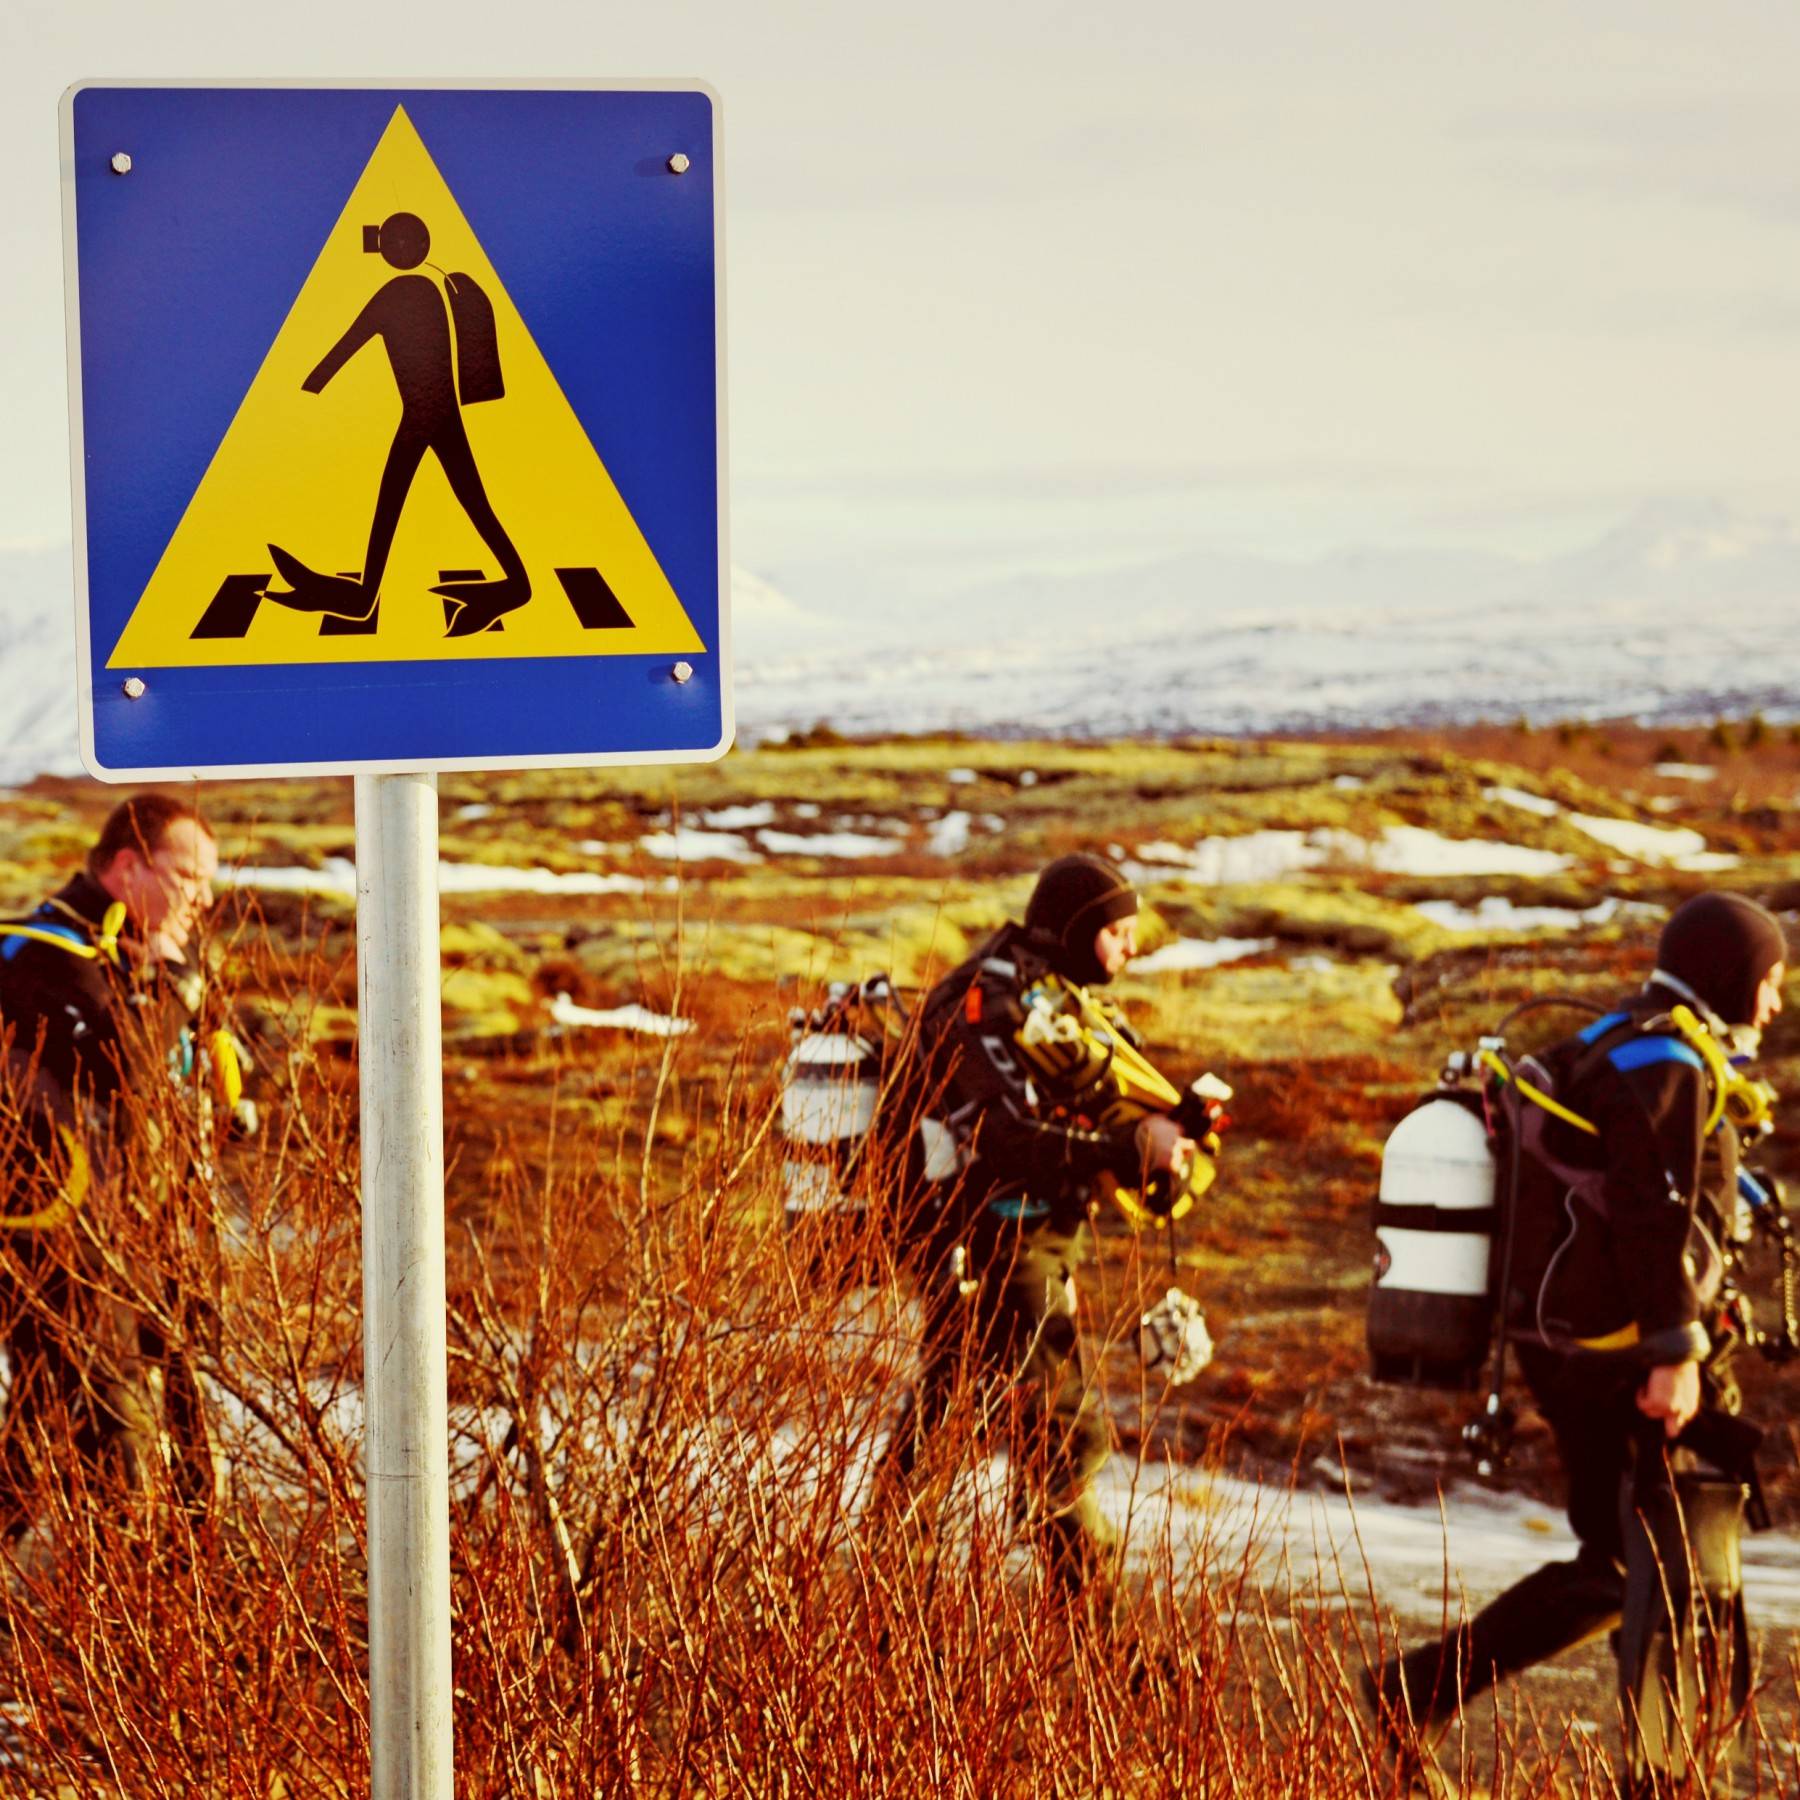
3, 500, 1797, 779
737, 498, 1800, 741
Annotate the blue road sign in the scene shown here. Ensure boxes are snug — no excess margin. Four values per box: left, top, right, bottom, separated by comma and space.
61, 82, 729, 780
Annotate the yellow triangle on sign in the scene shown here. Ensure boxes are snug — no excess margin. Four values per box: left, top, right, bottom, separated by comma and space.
107, 105, 707, 669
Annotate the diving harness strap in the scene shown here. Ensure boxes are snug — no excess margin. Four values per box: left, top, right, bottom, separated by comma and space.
0, 901, 130, 1231
0, 898, 127, 971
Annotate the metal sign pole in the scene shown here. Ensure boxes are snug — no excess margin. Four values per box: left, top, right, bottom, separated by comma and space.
354, 770, 452, 1798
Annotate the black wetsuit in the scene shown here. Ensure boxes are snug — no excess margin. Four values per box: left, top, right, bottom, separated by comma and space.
1388, 994, 1749, 1734
891, 923, 1148, 1603
0, 874, 206, 1533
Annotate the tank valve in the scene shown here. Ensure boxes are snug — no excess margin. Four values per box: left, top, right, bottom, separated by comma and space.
1462, 1393, 1517, 1477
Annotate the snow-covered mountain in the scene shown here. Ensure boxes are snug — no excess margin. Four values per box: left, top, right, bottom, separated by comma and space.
736, 499, 1800, 741
2, 502, 1795, 781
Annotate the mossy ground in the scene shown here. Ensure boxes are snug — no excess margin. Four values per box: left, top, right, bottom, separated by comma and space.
2, 716, 1796, 1514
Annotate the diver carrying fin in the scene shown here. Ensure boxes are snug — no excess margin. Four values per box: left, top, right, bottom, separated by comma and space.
265, 210, 530, 638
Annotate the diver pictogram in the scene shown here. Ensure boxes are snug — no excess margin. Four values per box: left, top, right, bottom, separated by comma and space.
102, 102, 707, 673
263, 210, 530, 639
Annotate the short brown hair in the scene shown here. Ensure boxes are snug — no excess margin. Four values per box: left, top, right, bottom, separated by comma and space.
87, 794, 211, 880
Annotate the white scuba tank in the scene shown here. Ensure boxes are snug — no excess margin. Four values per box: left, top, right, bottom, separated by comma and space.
1367, 1093, 1498, 1389
780, 1025, 881, 1222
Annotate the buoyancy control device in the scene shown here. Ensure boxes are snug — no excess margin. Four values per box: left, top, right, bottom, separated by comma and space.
1010, 970, 1232, 1227
1369, 992, 1799, 1472
1369, 997, 1792, 1387
0, 899, 257, 1226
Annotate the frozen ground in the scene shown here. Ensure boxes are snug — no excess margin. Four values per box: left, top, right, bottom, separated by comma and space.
220, 858, 657, 897
229, 1359, 1800, 1636
1133, 935, 1278, 973
547, 993, 694, 1037
1109, 1459, 1800, 1633
1411, 896, 1651, 935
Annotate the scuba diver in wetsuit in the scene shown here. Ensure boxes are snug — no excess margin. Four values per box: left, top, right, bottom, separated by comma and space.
0, 794, 238, 1537
1368, 891, 1788, 1797
880, 855, 1204, 1629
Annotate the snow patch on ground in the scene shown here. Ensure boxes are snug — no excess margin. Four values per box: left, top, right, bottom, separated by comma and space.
756, 829, 903, 859
1102, 1459, 1800, 1631
699, 803, 778, 830
548, 994, 694, 1036
1567, 813, 1711, 864
1129, 830, 1335, 885
1367, 827, 1572, 877
1653, 763, 1717, 781
927, 810, 973, 857
925, 808, 1006, 857
639, 828, 762, 864
1133, 935, 1277, 972
1412, 896, 1640, 935
198, 1288, 1800, 1660
445, 864, 653, 897
1484, 784, 1561, 818
1483, 786, 1733, 870
1130, 827, 1573, 886
222, 860, 652, 897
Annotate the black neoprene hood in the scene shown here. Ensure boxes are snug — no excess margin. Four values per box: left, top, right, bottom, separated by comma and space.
1024, 854, 1138, 986
1656, 892, 1787, 1026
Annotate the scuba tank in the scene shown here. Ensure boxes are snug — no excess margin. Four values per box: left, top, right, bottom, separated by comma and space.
778, 975, 912, 1228
1367, 1071, 1497, 1390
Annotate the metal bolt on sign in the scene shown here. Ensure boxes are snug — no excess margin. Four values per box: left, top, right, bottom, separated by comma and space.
671, 660, 694, 684
121, 676, 146, 698
667, 152, 690, 174
109, 151, 132, 174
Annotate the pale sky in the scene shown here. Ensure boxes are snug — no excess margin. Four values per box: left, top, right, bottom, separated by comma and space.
8, 0, 1800, 606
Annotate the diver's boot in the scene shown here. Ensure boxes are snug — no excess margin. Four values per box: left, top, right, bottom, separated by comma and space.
1361, 1660, 1438, 1794
262, 546, 380, 622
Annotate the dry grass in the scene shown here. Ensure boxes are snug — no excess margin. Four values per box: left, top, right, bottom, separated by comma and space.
0, 726, 1793, 1790
0, 918, 1783, 1795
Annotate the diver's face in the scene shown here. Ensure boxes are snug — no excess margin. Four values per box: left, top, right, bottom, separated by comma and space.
1093, 913, 1139, 978
1754, 961, 1786, 1030
106, 818, 218, 960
